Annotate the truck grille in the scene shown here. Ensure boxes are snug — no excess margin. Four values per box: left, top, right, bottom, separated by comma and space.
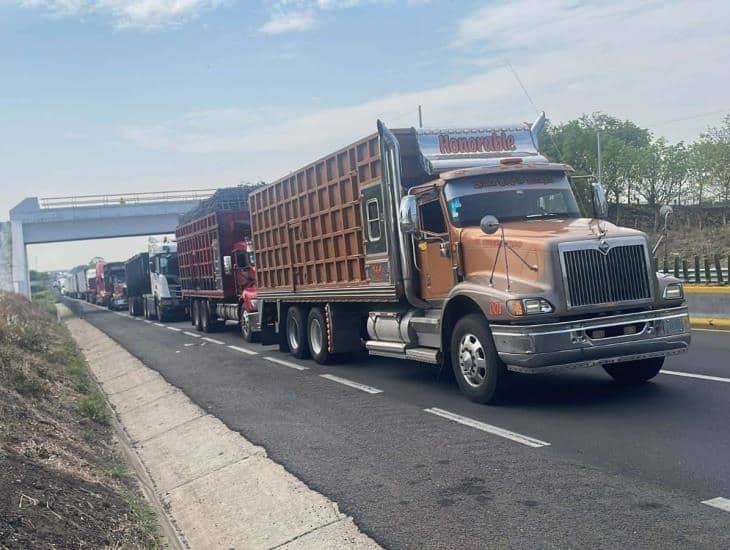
562, 243, 651, 308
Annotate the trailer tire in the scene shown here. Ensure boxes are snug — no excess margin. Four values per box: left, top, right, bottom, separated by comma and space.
285, 306, 309, 359
603, 357, 664, 384
307, 307, 331, 365
156, 302, 167, 323
193, 300, 203, 331
200, 300, 214, 333
450, 314, 509, 404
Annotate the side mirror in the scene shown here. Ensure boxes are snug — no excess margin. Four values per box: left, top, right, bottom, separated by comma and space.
659, 205, 673, 229
223, 255, 232, 275
480, 215, 500, 235
399, 195, 420, 235
591, 182, 608, 219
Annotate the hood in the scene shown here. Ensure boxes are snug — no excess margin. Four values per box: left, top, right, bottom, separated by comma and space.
460, 217, 645, 247
458, 217, 649, 293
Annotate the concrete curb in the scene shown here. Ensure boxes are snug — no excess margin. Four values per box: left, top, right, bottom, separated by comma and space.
690, 317, 730, 330
684, 285, 730, 294
60, 305, 381, 550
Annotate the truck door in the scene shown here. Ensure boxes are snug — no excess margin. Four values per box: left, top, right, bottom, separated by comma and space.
415, 194, 454, 301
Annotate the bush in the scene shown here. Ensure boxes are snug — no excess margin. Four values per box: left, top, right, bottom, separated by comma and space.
77, 391, 109, 424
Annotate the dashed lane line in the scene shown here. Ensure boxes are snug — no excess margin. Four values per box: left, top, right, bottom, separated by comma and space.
202, 337, 225, 345
319, 374, 382, 394
167, 327, 182, 332
662, 370, 730, 383
144, 320, 153, 324
424, 407, 550, 448
154, 323, 166, 328
702, 497, 730, 513
229, 345, 258, 356
183, 331, 201, 338
264, 356, 309, 371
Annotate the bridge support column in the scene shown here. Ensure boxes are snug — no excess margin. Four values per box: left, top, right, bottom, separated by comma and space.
0, 222, 13, 292
10, 221, 30, 296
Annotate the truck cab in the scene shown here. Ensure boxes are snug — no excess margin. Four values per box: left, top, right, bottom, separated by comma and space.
143, 238, 184, 321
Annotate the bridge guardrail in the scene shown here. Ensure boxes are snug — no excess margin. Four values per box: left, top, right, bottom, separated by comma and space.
39, 189, 217, 209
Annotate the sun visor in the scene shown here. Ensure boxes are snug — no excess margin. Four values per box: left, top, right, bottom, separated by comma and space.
416, 112, 545, 175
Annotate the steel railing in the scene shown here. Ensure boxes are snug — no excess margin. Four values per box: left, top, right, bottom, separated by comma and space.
38, 189, 217, 209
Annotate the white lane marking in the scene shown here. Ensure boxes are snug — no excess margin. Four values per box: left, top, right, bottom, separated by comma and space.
662, 370, 730, 383
202, 337, 225, 345
229, 345, 258, 356
424, 407, 550, 448
183, 331, 201, 338
319, 374, 382, 394
702, 497, 730, 513
154, 323, 166, 327
144, 320, 153, 324
264, 356, 309, 371
134, 317, 142, 321
167, 326, 182, 332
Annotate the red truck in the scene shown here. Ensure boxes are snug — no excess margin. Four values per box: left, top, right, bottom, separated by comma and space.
175, 187, 258, 339
95, 260, 127, 309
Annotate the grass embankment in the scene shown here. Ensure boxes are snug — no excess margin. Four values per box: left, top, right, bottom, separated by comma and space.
0, 291, 161, 549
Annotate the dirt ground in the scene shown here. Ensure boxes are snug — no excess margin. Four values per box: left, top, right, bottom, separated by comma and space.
0, 291, 159, 549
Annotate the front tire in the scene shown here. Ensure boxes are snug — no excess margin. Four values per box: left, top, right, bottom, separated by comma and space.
240, 311, 258, 343
450, 314, 508, 404
603, 357, 664, 384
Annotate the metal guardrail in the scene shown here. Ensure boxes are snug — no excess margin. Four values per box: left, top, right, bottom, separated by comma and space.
38, 189, 217, 209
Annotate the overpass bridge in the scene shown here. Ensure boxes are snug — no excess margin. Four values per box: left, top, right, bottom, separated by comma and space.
4, 189, 215, 295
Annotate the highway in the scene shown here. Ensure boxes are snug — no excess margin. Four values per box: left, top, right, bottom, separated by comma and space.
65, 299, 730, 549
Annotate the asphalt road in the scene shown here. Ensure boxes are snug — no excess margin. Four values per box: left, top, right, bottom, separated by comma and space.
65, 299, 730, 549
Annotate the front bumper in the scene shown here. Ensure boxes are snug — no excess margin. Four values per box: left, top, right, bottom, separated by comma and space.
492, 306, 691, 373
159, 298, 185, 311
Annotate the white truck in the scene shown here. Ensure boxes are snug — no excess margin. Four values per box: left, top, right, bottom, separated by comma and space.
142, 237, 185, 322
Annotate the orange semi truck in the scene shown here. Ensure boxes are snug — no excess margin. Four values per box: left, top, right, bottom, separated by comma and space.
249, 114, 691, 403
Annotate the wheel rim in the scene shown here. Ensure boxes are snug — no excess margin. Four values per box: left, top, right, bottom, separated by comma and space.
287, 316, 300, 350
458, 333, 487, 388
309, 317, 323, 356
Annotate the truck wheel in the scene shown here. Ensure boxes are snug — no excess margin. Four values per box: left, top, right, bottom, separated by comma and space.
193, 300, 203, 331
450, 314, 509, 404
143, 300, 149, 320
240, 311, 258, 343
157, 303, 167, 323
603, 357, 664, 384
286, 306, 310, 359
307, 307, 331, 365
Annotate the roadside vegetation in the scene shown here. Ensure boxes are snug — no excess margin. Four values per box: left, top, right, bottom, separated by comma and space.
0, 290, 161, 548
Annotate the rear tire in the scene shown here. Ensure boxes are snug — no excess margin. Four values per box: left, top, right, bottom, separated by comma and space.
286, 306, 310, 359
450, 314, 508, 404
157, 303, 167, 323
307, 307, 331, 364
603, 357, 664, 384
193, 300, 203, 331
201, 301, 211, 333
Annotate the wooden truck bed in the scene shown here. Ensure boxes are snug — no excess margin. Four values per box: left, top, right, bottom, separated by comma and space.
250, 134, 382, 293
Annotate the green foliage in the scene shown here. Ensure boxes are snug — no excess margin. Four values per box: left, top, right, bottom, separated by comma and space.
121, 489, 162, 548
13, 372, 47, 396
542, 112, 730, 222
77, 391, 109, 424
31, 290, 59, 316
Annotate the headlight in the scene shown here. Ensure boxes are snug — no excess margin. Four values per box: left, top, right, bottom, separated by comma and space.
507, 298, 554, 316
663, 283, 683, 300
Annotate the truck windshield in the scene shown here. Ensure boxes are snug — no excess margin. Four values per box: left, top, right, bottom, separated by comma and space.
158, 254, 179, 276
444, 171, 580, 227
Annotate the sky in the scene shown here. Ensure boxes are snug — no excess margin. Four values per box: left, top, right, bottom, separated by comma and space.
1, 0, 729, 271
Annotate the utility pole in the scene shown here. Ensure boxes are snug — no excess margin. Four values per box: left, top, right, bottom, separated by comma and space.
418, 105, 423, 128
597, 131, 603, 184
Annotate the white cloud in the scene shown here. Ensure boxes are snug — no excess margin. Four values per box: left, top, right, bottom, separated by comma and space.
258, 0, 395, 34
18, 0, 221, 29
258, 9, 316, 34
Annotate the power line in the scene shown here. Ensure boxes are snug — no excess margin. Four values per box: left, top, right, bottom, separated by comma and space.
649, 108, 728, 128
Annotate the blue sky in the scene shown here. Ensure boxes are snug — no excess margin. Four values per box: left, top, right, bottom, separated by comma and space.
2, 0, 729, 270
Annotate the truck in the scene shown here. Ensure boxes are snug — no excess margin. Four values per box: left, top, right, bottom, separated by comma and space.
141, 237, 186, 322
124, 252, 150, 316
85, 268, 97, 303
248, 114, 691, 403
175, 187, 259, 339
95, 261, 127, 310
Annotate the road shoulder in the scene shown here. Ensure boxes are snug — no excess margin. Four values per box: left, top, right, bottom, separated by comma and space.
60, 304, 380, 550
